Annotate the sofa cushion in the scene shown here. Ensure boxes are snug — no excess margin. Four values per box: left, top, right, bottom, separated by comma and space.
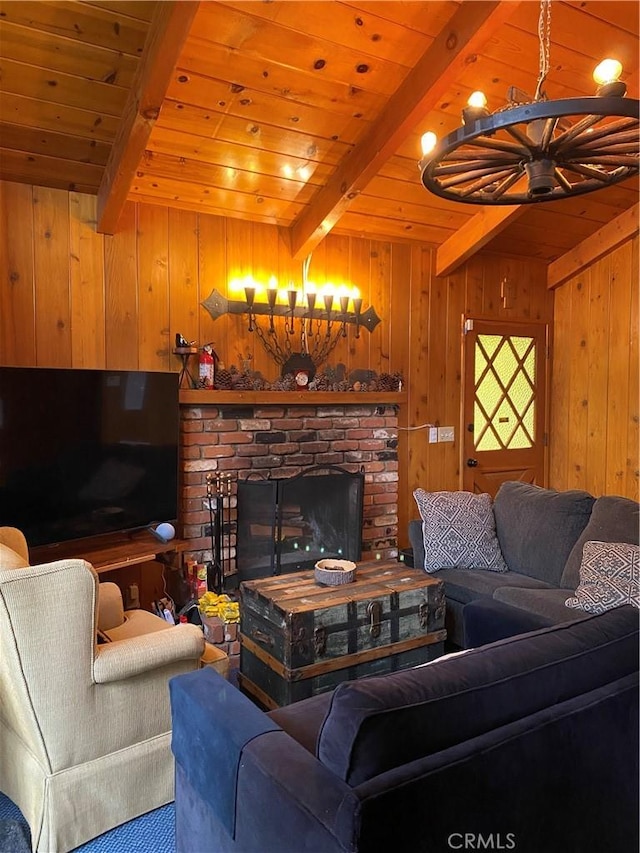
268, 691, 334, 755
316, 607, 638, 786
493, 482, 595, 584
0, 543, 28, 570
493, 586, 591, 623
565, 541, 639, 615
413, 489, 507, 573
435, 566, 552, 606
561, 495, 640, 589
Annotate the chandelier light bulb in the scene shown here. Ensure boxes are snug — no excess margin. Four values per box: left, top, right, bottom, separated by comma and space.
593, 58, 623, 86
467, 90, 488, 109
420, 131, 437, 157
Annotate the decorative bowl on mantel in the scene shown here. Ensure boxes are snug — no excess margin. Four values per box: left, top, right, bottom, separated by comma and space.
314, 559, 357, 586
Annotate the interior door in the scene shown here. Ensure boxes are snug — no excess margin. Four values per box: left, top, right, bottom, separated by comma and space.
462, 318, 549, 496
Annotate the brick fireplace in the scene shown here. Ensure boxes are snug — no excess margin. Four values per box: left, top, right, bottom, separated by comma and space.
179, 398, 400, 582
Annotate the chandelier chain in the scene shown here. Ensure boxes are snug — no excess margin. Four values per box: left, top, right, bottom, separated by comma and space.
535, 0, 552, 101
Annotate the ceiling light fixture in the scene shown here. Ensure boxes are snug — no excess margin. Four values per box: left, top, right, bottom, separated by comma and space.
418, 0, 639, 204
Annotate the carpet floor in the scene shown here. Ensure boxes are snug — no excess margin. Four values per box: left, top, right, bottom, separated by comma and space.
0, 792, 175, 852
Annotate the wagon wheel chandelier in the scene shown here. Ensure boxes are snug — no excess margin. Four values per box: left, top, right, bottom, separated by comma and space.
418, 0, 639, 204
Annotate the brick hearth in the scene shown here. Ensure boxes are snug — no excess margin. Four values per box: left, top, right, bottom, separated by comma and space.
180, 400, 400, 579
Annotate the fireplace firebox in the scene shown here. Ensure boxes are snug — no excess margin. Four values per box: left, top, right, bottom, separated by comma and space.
236, 465, 364, 582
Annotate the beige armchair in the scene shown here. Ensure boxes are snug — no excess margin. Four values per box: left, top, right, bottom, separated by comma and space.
0, 557, 205, 852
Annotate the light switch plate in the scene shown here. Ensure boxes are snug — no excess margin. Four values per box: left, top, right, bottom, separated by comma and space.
438, 426, 455, 442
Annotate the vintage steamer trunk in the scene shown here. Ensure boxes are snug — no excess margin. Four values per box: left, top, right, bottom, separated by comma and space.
239, 560, 446, 708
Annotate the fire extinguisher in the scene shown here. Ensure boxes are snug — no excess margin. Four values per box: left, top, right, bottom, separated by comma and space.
199, 344, 215, 389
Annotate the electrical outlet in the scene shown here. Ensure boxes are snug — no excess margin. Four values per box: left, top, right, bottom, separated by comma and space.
429, 427, 438, 443
438, 426, 455, 442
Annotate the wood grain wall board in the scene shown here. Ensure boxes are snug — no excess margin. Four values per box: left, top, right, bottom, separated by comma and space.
335, 211, 449, 249
0, 19, 140, 88
0, 122, 111, 166
178, 35, 389, 121
628, 236, 639, 498
193, 3, 413, 97
69, 192, 106, 368
340, 1, 460, 37
87, 1, 157, 23
104, 201, 139, 369
166, 73, 372, 148
0, 1, 152, 56
147, 128, 336, 184
605, 240, 634, 495
32, 186, 71, 366
136, 151, 321, 205
369, 240, 392, 376
225, 218, 255, 374
198, 212, 228, 366
156, 102, 352, 164
136, 203, 170, 370
0, 93, 121, 142
0, 58, 128, 117
250, 219, 282, 380
322, 233, 353, 372
584, 258, 611, 497
127, 192, 297, 229
548, 283, 571, 489
362, 175, 472, 226
168, 207, 200, 358
348, 194, 461, 240
566, 273, 590, 491
0, 181, 35, 365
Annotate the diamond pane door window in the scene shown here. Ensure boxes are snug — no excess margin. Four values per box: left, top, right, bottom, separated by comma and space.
463, 320, 548, 496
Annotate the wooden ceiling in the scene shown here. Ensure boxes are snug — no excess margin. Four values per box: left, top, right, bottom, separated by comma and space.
0, 0, 638, 271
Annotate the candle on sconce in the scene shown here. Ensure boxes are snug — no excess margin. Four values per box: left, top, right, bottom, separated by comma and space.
323, 290, 334, 314
266, 277, 278, 309
306, 283, 317, 315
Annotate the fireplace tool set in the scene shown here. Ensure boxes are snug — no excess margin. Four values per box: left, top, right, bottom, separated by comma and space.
205, 472, 234, 594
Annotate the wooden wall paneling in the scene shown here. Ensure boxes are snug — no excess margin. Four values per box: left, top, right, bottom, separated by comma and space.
463, 255, 485, 316
324, 233, 352, 372
225, 218, 254, 374
32, 186, 71, 366
391, 242, 412, 545
369, 240, 392, 376
444, 271, 465, 490
104, 201, 139, 369
136, 203, 170, 370
628, 237, 639, 499
585, 259, 610, 497
403, 245, 432, 544
425, 263, 448, 490
549, 284, 572, 489
69, 193, 105, 369
346, 237, 370, 373
605, 240, 634, 495
251, 221, 281, 380
168, 207, 200, 373
566, 273, 589, 491
198, 212, 227, 367
0, 182, 35, 365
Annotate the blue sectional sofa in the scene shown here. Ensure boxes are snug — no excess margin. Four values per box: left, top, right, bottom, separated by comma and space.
409, 481, 639, 647
170, 606, 639, 853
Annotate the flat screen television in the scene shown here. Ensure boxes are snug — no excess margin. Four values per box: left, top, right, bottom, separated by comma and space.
0, 367, 179, 548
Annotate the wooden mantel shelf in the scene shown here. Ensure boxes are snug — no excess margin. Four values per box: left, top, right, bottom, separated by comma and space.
179, 390, 407, 405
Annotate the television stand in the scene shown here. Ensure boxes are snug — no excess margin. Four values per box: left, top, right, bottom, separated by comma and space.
30, 530, 189, 611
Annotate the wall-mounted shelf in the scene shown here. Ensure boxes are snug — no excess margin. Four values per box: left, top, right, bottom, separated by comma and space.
179, 390, 407, 406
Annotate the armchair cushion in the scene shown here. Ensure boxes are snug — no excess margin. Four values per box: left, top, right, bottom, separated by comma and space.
94, 624, 205, 682
0, 543, 28, 570
0, 528, 29, 565
97, 581, 126, 631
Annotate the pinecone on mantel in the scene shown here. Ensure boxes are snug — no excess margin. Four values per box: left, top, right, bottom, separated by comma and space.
215, 368, 233, 390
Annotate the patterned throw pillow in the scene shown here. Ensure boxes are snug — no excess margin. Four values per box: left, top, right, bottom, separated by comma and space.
565, 540, 639, 614
413, 489, 508, 573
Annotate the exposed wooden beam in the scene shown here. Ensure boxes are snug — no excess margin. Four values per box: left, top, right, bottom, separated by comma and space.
284, 1, 520, 260
436, 204, 526, 277
97, 1, 199, 234
547, 202, 639, 289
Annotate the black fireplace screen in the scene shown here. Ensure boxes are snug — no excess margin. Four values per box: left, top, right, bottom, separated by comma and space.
236, 465, 364, 581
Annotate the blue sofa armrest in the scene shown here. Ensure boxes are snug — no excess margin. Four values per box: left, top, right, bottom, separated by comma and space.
170, 669, 358, 853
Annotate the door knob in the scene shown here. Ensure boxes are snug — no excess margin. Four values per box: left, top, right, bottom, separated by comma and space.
467, 458, 478, 467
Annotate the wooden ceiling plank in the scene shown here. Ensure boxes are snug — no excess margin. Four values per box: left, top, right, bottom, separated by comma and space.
96, 1, 200, 234
547, 203, 640, 289
436, 205, 527, 277
285, 1, 520, 260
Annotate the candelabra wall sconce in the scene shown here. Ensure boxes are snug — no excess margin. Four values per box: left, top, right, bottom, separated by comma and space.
201, 274, 381, 375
